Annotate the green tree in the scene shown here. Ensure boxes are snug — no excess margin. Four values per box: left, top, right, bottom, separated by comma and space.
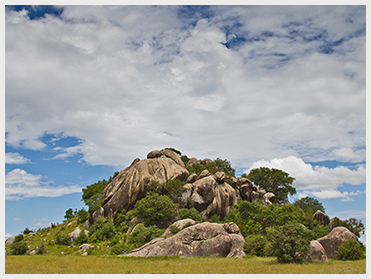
214, 157, 236, 177
293, 196, 325, 213
151, 179, 187, 204
64, 208, 75, 220
268, 222, 311, 264
335, 239, 364, 261
81, 171, 119, 217
23, 227, 33, 235
10, 242, 28, 255
331, 217, 365, 238
247, 167, 296, 201
133, 192, 179, 229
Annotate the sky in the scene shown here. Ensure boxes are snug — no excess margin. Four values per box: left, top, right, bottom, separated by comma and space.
3, 2, 367, 245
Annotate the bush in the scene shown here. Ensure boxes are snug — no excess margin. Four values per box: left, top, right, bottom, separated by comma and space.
267, 222, 311, 264
151, 179, 187, 204
127, 224, 165, 247
133, 192, 179, 229
10, 242, 28, 255
75, 231, 88, 245
23, 227, 33, 235
335, 239, 364, 261
179, 207, 204, 222
244, 234, 269, 256
14, 234, 24, 243
35, 241, 47, 255
55, 234, 71, 246
90, 221, 116, 241
77, 208, 89, 224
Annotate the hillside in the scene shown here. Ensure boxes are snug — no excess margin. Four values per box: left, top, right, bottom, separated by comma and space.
5, 149, 366, 264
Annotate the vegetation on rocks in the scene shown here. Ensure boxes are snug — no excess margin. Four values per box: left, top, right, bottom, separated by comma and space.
5, 148, 365, 270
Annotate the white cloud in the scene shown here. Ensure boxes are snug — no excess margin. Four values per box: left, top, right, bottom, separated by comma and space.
245, 156, 365, 200
5, 152, 31, 164
13, 217, 23, 222
5, 168, 82, 200
5, 6, 365, 169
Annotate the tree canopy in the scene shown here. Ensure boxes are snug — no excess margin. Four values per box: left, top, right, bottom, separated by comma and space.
246, 167, 296, 201
293, 196, 325, 213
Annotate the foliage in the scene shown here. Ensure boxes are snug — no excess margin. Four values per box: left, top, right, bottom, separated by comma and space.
331, 217, 365, 238
300, 210, 318, 230
127, 224, 165, 247
14, 234, 24, 243
311, 225, 331, 240
35, 241, 47, 255
335, 239, 364, 261
10, 242, 28, 255
75, 231, 88, 245
88, 219, 117, 242
180, 155, 190, 165
179, 207, 204, 222
214, 157, 236, 177
162, 147, 182, 156
77, 208, 89, 224
133, 192, 179, 229
81, 171, 119, 217
64, 208, 76, 220
186, 162, 220, 176
151, 179, 187, 204
23, 227, 33, 235
244, 234, 269, 256
246, 167, 296, 201
55, 234, 71, 246
293, 196, 325, 213
267, 222, 311, 264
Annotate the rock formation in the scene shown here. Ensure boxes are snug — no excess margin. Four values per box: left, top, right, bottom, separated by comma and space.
314, 210, 330, 226
262, 192, 276, 207
316, 226, 358, 259
305, 240, 328, 262
180, 171, 237, 219
119, 222, 245, 258
100, 150, 189, 218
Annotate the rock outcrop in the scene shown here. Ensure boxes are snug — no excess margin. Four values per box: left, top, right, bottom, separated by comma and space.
101, 150, 189, 218
317, 226, 358, 259
180, 171, 237, 219
5, 237, 15, 247
262, 192, 276, 207
305, 240, 328, 262
119, 222, 245, 258
314, 210, 330, 226
162, 219, 197, 237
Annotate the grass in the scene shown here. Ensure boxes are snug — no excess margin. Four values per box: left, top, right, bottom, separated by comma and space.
5, 255, 366, 274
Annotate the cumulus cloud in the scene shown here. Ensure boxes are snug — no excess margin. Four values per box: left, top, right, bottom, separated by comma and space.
5, 152, 31, 164
32, 218, 51, 228
245, 156, 365, 200
5, 168, 82, 200
5, 5, 365, 168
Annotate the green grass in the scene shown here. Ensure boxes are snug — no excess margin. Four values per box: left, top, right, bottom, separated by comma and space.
5, 255, 366, 274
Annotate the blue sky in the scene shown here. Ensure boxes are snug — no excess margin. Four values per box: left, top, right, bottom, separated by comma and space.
4, 3, 366, 244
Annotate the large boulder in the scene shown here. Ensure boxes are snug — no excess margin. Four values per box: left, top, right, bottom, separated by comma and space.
162, 219, 197, 237
5, 236, 15, 247
314, 210, 330, 226
317, 226, 358, 259
262, 192, 276, 207
101, 150, 189, 218
119, 222, 245, 258
305, 240, 328, 262
179, 172, 237, 219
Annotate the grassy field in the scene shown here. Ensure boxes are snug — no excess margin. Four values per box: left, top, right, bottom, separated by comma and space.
5, 255, 366, 274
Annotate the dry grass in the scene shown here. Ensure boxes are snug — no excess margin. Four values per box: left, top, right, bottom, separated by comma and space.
5, 255, 366, 274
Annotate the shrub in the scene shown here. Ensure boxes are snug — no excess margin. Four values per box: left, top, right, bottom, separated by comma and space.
55, 234, 71, 246
151, 179, 187, 204
23, 227, 33, 235
186, 162, 220, 176
133, 192, 179, 229
35, 241, 47, 255
90, 221, 117, 241
127, 224, 165, 247
179, 207, 204, 222
267, 222, 311, 264
335, 239, 364, 261
214, 157, 236, 177
244, 234, 269, 256
311, 225, 331, 240
10, 242, 28, 255
77, 208, 89, 224
14, 234, 24, 243
75, 231, 88, 245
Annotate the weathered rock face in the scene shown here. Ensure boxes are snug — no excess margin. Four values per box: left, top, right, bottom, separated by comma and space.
314, 210, 330, 226
305, 240, 328, 262
101, 150, 189, 218
5, 236, 15, 247
119, 222, 245, 258
180, 171, 237, 219
162, 219, 197, 237
317, 226, 358, 259
262, 192, 276, 207
233, 177, 260, 203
